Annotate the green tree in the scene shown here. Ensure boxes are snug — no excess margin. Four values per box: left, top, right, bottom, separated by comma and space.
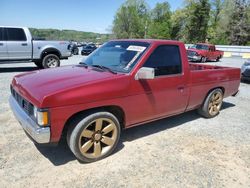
112, 0, 149, 38
147, 2, 172, 39
227, 0, 250, 45
185, 0, 211, 43
207, 0, 224, 44
170, 9, 188, 41
211, 0, 235, 44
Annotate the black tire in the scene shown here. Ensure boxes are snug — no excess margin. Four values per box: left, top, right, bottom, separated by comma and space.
42, 54, 60, 68
198, 88, 223, 118
34, 61, 43, 68
201, 56, 207, 63
67, 111, 121, 163
216, 56, 221, 62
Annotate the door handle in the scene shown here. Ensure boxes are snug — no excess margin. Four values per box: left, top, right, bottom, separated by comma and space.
0, 43, 3, 46
21, 43, 28, 46
177, 86, 185, 92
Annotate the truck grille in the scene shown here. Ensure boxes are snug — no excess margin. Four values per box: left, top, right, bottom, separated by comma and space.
10, 86, 33, 116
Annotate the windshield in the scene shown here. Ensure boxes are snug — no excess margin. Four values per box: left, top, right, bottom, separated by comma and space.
83, 41, 150, 73
191, 44, 209, 50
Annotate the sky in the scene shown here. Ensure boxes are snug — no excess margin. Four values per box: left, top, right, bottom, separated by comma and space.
0, 0, 184, 33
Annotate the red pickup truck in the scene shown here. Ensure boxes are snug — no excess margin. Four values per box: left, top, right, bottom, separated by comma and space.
9, 40, 240, 163
187, 43, 224, 62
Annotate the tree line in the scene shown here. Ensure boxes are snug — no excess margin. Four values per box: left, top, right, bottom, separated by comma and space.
30, 28, 110, 43
112, 0, 250, 45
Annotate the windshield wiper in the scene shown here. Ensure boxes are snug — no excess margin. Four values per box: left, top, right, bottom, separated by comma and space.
78, 62, 88, 68
91, 65, 117, 74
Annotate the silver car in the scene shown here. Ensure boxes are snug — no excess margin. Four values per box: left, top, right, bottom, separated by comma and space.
241, 59, 250, 81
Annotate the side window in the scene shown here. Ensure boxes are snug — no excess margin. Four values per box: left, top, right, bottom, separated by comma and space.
6, 28, 27, 41
0, 28, 3, 41
143, 45, 182, 76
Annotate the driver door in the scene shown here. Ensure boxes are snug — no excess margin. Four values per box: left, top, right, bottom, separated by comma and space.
127, 45, 189, 125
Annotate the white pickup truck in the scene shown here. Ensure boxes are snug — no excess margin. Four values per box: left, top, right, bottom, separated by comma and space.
0, 26, 71, 68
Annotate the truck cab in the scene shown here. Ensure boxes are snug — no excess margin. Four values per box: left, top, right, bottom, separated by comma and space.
0, 27, 32, 60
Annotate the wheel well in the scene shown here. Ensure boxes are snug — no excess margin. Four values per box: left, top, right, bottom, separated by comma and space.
60, 105, 125, 142
41, 48, 61, 60
202, 86, 225, 105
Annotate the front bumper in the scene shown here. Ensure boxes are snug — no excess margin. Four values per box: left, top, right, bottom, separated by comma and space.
9, 96, 50, 144
188, 55, 202, 62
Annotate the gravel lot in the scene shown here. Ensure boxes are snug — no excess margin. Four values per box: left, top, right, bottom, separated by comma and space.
0, 56, 249, 188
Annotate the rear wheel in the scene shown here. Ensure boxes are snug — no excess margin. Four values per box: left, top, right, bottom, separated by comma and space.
67, 112, 121, 163
42, 54, 60, 68
216, 55, 221, 62
198, 88, 223, 118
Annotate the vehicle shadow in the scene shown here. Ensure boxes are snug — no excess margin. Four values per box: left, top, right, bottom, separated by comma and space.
0, 66, 39, 73
35, 101, 235, 166
121, 101, 235, 142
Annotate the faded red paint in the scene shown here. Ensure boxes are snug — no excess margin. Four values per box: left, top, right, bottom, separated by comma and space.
11, 40, 240, 143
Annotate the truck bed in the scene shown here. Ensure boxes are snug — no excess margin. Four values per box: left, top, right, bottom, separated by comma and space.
187, 63, 240, 111
189, 63, 228, 71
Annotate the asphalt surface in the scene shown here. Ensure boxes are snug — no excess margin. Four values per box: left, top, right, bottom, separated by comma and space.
0, 56, 249, 187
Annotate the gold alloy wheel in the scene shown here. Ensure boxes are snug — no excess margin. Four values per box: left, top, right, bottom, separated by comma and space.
208, 91, 223, 116
78, 118, 118, 159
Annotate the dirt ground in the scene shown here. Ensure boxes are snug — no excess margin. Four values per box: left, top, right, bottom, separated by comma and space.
0, 56, 250, 188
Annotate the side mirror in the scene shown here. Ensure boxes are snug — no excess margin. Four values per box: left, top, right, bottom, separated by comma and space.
135, 67, 155, 80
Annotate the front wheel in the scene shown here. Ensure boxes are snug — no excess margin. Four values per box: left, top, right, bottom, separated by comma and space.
201, 56, 207, 63
198, 88, 223, 118
67, 112, 121, 163
34, 61, 43, 68
42, 54, 60, 68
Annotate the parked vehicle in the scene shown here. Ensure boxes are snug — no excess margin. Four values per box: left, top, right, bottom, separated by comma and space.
9, 39, 240, 163
241, 59, 250, 81
0, 26, 71, 68
81, 44, 97, 55
187, 43, 224, 62
69, 43, 79, 55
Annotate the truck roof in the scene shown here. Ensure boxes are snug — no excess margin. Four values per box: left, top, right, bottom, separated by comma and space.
0, 26, 28, 29
197, 43, 215, 47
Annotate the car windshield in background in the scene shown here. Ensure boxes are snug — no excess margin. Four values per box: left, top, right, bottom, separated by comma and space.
83, 41, 150, 73
191, 44, 209, 50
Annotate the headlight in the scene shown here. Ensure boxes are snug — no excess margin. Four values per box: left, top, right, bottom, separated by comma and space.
33, 106, 49, 126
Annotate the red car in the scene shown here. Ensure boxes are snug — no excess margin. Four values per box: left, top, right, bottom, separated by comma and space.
9, 39, 240, 162
187, 43, 224, 62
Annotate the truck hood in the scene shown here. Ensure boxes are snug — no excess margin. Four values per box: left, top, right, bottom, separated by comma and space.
12, 65, 126, 108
